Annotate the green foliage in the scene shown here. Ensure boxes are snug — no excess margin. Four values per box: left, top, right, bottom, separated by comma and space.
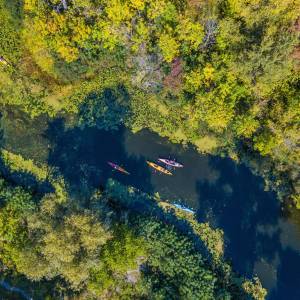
293, 194, 300, 209
242, 277, 268, 300
177, 17, 205, 53
253, 130, 279, 156
0, 188, 111, 290
234, 115, 259, 138
88, 226, 147, 297
194, 135, 219, 153
138, 218, 216, 299
0, 179, 35, 266
16, 194, 111, 289
0, 149, 48, 181
161, 201, 224, 260
79, 85, 131, 130
158, 33, 180, 63
0, 0, 22, 63
0, 149, 68, 202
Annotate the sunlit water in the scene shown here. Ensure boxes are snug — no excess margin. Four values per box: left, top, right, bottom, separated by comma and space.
1, 110, 300, 299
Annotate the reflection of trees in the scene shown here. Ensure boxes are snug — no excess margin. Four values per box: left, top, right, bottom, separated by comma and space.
195, 158, 300, 299
196, 158, 281, 276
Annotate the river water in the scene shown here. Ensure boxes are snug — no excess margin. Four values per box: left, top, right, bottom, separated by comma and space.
1, 110, 300, 299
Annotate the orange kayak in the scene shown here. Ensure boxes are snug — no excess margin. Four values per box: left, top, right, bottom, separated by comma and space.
146, 161, 172, 175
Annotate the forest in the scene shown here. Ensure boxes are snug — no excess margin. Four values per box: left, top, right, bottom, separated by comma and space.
0, 0, 299, 299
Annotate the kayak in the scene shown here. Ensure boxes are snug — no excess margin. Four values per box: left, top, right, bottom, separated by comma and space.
146, 161, 173, 175
107, 162, 130, 175
158, 158, 183, 168
173, 203, 194, 214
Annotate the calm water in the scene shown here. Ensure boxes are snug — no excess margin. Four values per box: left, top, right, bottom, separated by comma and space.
1, 110, 300, 299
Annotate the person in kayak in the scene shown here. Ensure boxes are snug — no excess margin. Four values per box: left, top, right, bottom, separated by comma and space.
146, 161, 173, 175
158, 158, 183, 168
107, 162, 130, 175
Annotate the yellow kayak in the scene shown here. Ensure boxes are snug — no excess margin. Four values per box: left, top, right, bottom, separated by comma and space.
146, 161, 173, 175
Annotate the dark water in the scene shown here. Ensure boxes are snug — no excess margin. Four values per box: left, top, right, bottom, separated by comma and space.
1, 111, 300, 299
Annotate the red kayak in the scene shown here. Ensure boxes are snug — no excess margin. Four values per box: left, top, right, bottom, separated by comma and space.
107, 162, 130, 175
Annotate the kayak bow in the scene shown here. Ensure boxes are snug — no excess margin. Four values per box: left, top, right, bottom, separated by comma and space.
173, 203, 194, 214
146, 161, 173, 175
108, 162, 130, 175
158, 158, 183, 168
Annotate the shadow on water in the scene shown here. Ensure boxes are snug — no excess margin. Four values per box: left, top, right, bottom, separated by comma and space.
195, 158, 300, 300
45, 117, 154, 195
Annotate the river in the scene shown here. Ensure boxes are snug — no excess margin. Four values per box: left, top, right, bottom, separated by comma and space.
1, 109, 300, 299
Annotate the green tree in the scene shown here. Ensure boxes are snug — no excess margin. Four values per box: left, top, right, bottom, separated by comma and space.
138, 219, 217, 299
88, 226, 147, 297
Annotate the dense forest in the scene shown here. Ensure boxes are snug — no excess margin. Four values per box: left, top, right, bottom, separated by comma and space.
0, 0, 299, 299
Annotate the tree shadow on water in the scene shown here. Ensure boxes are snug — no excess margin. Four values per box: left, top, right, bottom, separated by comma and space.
45, 117, 154, 197
270, 247, 300, 300
195, 157, 300, 298
195, 158, 283, 276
